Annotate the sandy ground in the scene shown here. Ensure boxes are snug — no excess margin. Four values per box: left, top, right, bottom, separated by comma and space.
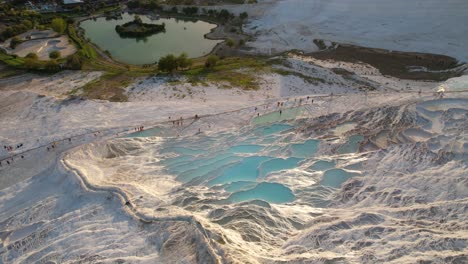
1, 30, 77, 60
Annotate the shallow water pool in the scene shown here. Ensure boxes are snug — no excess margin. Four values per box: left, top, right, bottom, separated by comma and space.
156, 120, 362, 204
291, 139, 320, 157
252, 107, 304, 125
320, 168, 355, 188
227, 182, 295, 204
338, 135, 364, 154
229, 145, 264, 154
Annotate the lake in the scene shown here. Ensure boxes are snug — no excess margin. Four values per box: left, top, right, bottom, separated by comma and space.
80, 13, 222, 64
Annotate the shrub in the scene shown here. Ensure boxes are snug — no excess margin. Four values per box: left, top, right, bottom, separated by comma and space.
66, 54, 83, 69
49, 50, 61, 59
218, 9, 233, 21
176, 53, 192, 70
226, 38, 235, 48
158, 54, 178, 72
205, 55, 219, 68
25, 52, 38, 59
24, 58, 40, 70
45, 60, 60, 72
240, 12, 248, 20
158, 53, 193, 72
10, 37, 22, 49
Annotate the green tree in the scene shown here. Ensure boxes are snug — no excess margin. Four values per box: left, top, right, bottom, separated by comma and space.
51, 18, 66, 34
239, 12, 248, 20
25, 52, 38, 59
24, 58, 40, 70
45, 60, 60, 72
176, 53, 192, 70
10, 37, 22, 49
158, 54, 178, 72
182, 7, 198, 16
49, 50, 61, 59
218, 9, 232, 21
22, 19, 33, 29
133, 15, 143, 24
226, 38, 235, 48
66, 54, 83, 69
205, 55, 219, 68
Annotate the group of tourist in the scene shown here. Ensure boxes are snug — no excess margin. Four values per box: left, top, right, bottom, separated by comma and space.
3, 143, 23, 152
171, 117, 185, 126
0, 95, 323, 169
271, 95, 316, 117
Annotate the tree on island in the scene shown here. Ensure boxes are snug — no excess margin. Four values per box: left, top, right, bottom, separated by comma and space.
133, 15, 143, 25
115, 16, 165, 38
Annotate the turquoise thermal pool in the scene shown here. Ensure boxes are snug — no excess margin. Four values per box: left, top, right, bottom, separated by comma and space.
125, 121, 364, 205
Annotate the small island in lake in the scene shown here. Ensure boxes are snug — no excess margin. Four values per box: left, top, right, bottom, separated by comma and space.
115, 15, 165, 38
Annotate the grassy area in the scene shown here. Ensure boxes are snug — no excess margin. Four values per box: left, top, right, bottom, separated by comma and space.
0, 50, 67, 72
272, 68, 326, 85
72, 71, 126, 102
0, 63, 25, 78
69, 67, 157, 102
67, 25, 97, 60
0, 52, 25, 67
184, 57, 270, 90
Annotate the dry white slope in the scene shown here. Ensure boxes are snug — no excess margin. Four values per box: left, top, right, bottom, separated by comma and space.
245, 0, 468, 62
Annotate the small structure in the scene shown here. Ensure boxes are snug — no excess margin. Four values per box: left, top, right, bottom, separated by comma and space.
436, 85, 446, 98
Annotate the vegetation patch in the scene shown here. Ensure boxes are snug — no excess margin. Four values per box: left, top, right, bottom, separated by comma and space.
310, 44, 464, 81
272, 68, 325, 85
0, 63, 25, 78
67, 25, 97, 60
184, 57, 270, 90
74, 71, 140, 102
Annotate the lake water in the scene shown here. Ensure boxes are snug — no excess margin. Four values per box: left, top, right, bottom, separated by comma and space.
80, 13, 222, 64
